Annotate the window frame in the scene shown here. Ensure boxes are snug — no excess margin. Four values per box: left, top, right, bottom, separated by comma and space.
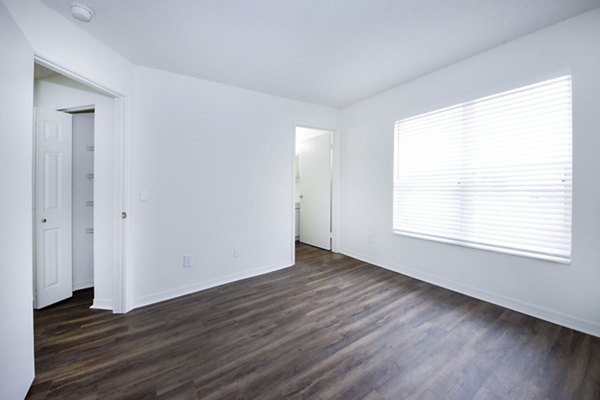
392, 75, 573, 264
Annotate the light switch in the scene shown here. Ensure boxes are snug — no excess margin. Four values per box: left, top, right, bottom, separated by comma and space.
139, 190, 149, 202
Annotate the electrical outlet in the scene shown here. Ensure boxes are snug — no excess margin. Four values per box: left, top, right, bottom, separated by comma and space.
233, 248, 240, 258
183, 254, 193, 268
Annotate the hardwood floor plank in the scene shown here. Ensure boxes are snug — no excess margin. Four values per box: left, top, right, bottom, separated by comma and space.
26, 243, 600, 399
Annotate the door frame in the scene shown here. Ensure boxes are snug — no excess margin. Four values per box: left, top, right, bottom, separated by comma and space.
292, 123, 340, 263
33, 54, 129, 314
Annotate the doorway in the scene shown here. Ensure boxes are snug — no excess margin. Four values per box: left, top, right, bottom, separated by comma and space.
32, 61, 122, 311
294, 126, 333, 251
33, 106, 96, 309
71, 110, 95, 293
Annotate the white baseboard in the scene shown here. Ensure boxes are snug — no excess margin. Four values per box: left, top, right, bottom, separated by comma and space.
90, 297, 113, 311
339, 247, 600, 338
73, 279, 93, 291
132, 260, 293, 310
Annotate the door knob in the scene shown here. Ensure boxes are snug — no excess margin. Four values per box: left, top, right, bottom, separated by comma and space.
41, 218, 47, 223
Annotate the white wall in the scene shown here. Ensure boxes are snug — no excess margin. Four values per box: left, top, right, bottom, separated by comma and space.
35, 76, 116, 309
3, 0, 132, 95
340, 9, 600, 336
4, 0, 596, 357
5, 0, 135, 312
130, 66, 340, 307
0, 3, 35, 398
72, 113, 95, 290
5, 0, 341, 315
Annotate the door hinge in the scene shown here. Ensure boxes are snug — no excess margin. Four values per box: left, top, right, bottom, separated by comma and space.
121, 212, 127, 219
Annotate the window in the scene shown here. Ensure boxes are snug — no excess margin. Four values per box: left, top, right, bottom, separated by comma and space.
393, 75, 572, 263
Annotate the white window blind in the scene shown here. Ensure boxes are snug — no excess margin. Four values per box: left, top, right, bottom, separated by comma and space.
393, 75, 572, 263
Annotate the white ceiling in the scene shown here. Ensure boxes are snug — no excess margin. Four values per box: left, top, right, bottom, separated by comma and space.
41, 0, 600, 108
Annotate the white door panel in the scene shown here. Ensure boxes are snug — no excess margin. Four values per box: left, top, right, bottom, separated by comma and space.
34, 108, 73, 308
298, 131, 331, 250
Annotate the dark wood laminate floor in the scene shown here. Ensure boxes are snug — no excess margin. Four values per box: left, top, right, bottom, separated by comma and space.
27, 243, 600, 400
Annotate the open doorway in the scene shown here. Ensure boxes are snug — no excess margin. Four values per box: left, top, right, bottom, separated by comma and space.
33, 104, 95, 308
294, 126, 333, 251
70, 110, 95, 292
32, 62, 120, 311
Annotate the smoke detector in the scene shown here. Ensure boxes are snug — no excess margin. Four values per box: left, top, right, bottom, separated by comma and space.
71, 3, 94, 22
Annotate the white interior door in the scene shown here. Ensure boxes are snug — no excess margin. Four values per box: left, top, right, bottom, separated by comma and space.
298, 130, 332, 250
34, 108, 73, 308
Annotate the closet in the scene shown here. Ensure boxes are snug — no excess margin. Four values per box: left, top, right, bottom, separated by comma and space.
71, 111, 95, 290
